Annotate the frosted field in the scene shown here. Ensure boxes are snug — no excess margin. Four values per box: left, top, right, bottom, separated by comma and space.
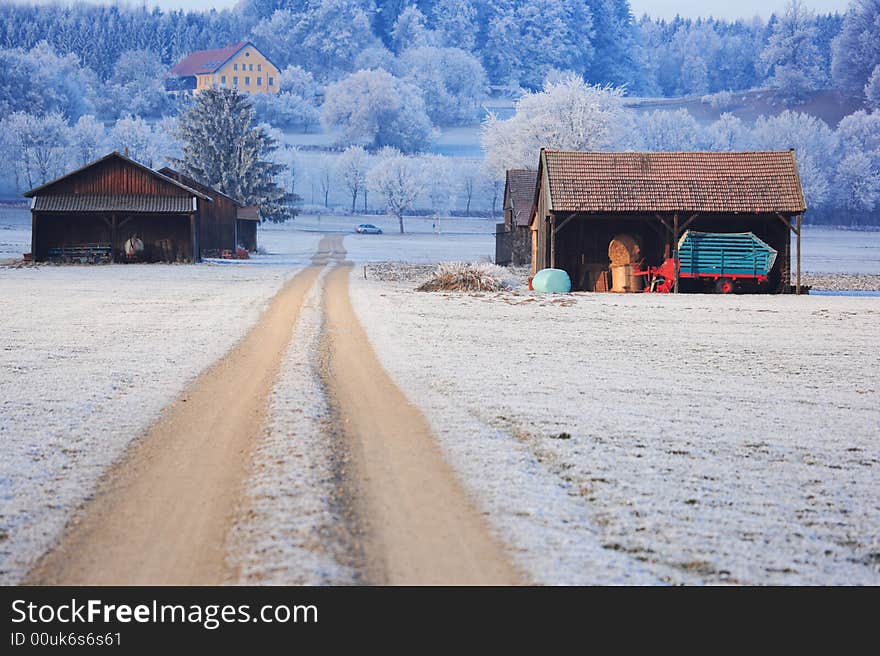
350, 275, 880, 584
0, 263, 297, 584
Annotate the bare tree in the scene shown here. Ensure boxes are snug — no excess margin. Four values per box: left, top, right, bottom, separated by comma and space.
367, 154, 424, 233
337, 145, 369, 213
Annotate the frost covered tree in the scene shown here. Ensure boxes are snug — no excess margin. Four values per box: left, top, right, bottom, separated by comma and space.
69, 115, 107, 166
704, 113, 747, 151
175, 87, 291, 222
1, 112, 71, 190
431, 0, 478, 53
108, 115, 167, 168
760, 0, 826, 101
251, 92, 320, 133
480, 74, 626, 180
513, 0, 594, 90
635, 109, 704, 151
0, 43, 92, 120
321, 69, 433, 153
391, 6, 434, 53
367, 154, 424, 233
834, 151, 880, 214
316, 155, 335, 208
421, 154, 456, 221
865, 65, 880, 109
251, 2, 379, 79
749, 110, 838, 207
831, 0, 880, 94
836, 110, 880, 162
458, 159, 482, 216
336, 145, 370, 212
97, 49, 170, 119
396, 47, 487, 125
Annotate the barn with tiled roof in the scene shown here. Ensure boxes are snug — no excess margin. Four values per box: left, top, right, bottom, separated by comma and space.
529, 149, 807, 293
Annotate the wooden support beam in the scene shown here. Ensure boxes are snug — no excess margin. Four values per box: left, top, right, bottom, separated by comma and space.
31, 211, 37, 260
679, 212, 700, 233
774, 212, 799, 236
549, 215, 556, 269
110, 212, 117, 263
553, 212, 576, 235
654, 213, 673, 235
118, 217, 135, 229
190, 213, 199, 263
673, 212, 680, 293
796, 214, 802, 295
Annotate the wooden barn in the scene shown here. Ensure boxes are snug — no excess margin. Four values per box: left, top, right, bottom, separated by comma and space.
495, 169, 537, 266
529, 149, 807, 293
159, 167, 259, 255
24, 152, 261, 264
25, 152, 210, 263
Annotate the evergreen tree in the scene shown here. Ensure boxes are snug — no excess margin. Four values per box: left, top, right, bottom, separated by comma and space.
175, 87, 293, 222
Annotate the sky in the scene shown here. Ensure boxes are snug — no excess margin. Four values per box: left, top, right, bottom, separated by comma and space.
4, 1, 854, 18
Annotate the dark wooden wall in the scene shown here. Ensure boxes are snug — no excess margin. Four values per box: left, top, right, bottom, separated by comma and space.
42, 158, 191, 198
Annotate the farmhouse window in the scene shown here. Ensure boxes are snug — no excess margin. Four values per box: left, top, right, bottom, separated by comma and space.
257, 64, 262, 71
233, 63, 238, 71
245, 76, 250, 85
268, 77, 273, 86
257, 77, 262, 85
233, 76, 238, 86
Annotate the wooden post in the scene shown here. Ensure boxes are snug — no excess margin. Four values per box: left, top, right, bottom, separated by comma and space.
190, 213, 198, 263
672, 212, 679, 293
549, 214, 556, 269
110, 212, 117, 263
31, 211, 37, 261
796, 214, 802, 295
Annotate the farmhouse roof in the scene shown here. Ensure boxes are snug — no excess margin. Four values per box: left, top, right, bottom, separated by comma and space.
168, 41, 251, 76
505, 169, 538, 227
538, 150, 807, 215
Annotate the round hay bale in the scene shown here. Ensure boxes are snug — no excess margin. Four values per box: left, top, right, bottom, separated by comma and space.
608, 234, 642, 265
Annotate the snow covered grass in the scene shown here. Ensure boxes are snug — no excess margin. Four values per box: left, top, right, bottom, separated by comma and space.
417, 262, 517, 292
229, 268, 356, 585
349, 276, 880, 584
0, 263, 297, 584
0, 206, 30, 260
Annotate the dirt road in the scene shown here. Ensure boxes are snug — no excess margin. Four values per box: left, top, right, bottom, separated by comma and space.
322, 264, 519, 584
28, 235, 518, 585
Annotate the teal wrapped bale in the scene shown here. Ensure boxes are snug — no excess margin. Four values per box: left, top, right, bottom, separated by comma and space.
532, 268, 571, 293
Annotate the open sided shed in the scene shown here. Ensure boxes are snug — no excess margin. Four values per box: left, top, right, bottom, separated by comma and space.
530, 149, 807, 293
24, 152, 210, 263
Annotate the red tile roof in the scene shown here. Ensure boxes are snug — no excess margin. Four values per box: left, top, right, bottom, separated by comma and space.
506, 169, 538, 227
541, 150, 807, 214
168, 41, 248, 76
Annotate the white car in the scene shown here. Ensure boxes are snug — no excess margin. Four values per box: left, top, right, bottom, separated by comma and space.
356, 223, 383, 234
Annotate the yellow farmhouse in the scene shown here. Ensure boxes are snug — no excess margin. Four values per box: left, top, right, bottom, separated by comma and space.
166, 41, 280, 94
